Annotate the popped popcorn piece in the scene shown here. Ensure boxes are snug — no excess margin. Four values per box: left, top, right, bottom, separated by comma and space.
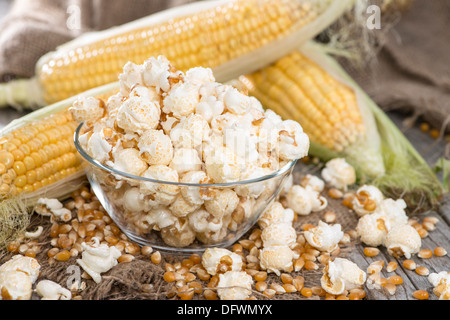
259, 245, 297, 276
300, 174, 325, 193
170, 113, 210, 150
235, 164, 267, 198
180, 170, 213, 205
129, 85, 159, 102
169, 194, 201, 217
384, 224, 421, 259
35, 198, 72, 223
185, 67, 215, 86
0, 270, 33, 300
356, 211, 389, 247
24, 226, 43, 239
169, 148, 203, 175
112, 148, 148, 177
196, 95, 224, 123
321, 158, 356, 191
377, 198, 408, 228
277, 120, 310, 161
70, 96, 105, 127
201, 248, 243, 276
205, 146, 241, 183
118, 61, 144, 94
161, 115, 179, 135
188, 208, 222, 234
304, 221, 344, 253
217, 271, 253, 300
204, 188, 239, 219
261, 223, 297, 248
286, 185, 327, 216
223, 125, 259, 165
428, 271, 450, 300
0, 255, 41, 284
86, 128, 113, 163
138, 129, 173, 166
258, 201, 294, 229
116, 96, 161, 133
35, 280, 72, 300
321, 258, 367, 295
141, 206, 178, 231
76, 237, 122, 283
122, 187, 150, 213
142, 55, 175, 92
223, 87, 252, 115
160, 217, 196, 248
140, 165, 179, 205
163, 82, 199, 119
352, 185, 384, 216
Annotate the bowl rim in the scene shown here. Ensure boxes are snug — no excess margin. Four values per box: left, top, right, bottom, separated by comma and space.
74, 122, 297, 187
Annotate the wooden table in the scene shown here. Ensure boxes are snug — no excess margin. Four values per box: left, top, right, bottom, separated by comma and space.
0, 0, 448, 301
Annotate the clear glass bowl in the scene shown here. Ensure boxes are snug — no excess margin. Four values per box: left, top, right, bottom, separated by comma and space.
74, 123, 296, 253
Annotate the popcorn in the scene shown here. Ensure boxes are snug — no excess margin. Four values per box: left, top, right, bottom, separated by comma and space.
0, 255, 41, 284
428, 271, 450, 300
261, 223, 297, 248
201, 248, 243, 276
116, 97, 161, 133
304, 221, 344, 252
277, 120, 310, 161
138, 129, 173, 166
352, 185, 384, 216
36, 280, 72, 300
76, 237, 121, 284
112, 148, 148, 177
356, 211, 389, 247
384, 224, 421, 259
0, 270, 33, 300
378, 198, 408, 228
321, 258, 366, 295
321, 158, 356, 191
70, 96, 105, 127
259, 245, 298, 276
35, 198, 72, 223
258, 201, 294, 229
217, 271, 253, 300
286, 185, 327, 216
300, 174, 325, 193
72, 55, 310, 249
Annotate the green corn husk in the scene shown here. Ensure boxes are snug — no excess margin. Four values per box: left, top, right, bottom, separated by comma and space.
242, 41, 445, 209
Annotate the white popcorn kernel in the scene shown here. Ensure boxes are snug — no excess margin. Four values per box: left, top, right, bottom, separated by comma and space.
123, 187, 149, 213
138, 129, 173, 166
286, 185, 327, 216
321, 158, 356, 191
169, 194, 201, 218
304, 221, 344, 253
70, 96, 105, 127
185, 67, 215, 86
196, 96, 224, 123
428, 271, 450, 300
210, 112, 240, 135
169, 148, 202, 175
377, 198, 408, 229
180, 170, 213, 205
116, 97, 161, 134
356, 212, 390, 247
35, 280, 72, 300
76, 237, 122, 284
259, 245, 297, 276
204, 188, 239, 219
161, 116, 179, 135
321, 258, 367, 295
118, 61, 144, 94
352, 185, 384, 216
112, 148, 148, 177
170, 113, 210, 150
277, 120, 310, 161
188, 208, 222, 234
258, 202, 293, 229
384, 224, 421, 259
129, 85, 159, 102
160, 218, 196, 248
140, 165, 179, 205
223, 125, 259, 166
0, 255, 41, 284
35, 198, 72, 223
0, 270, 33, 300
300, 174, 325, 193
205, 146, 241, 183
143, 206, 178, 231
163, 82, 199, 119
217, 271, 253, 300
261, 223, 297, 248
106, 93, 124, 115
201, 248, 243, 276
142, 55, 173, 92
223, 87, 251, 115
235, 164, 267, 198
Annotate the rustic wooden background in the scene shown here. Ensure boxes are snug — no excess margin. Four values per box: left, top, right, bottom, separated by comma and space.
0, 0, 448, 300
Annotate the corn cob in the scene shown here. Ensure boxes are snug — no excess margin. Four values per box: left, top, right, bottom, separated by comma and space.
0, 0, 355, 110
239, 41, 444, 207
0, 82, 119, 206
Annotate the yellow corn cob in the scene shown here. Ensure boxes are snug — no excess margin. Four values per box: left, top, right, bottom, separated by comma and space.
0, 0, 355, 109
242, 50, 365, 153
0, 83, 119, 206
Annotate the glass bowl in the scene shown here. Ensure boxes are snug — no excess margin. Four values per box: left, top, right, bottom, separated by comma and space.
74, 123, 296, 253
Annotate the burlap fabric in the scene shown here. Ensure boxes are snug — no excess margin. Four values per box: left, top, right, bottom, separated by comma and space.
0, 167, 358, 300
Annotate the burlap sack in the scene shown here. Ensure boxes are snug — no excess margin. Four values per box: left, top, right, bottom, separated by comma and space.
0, 0, 194, 81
